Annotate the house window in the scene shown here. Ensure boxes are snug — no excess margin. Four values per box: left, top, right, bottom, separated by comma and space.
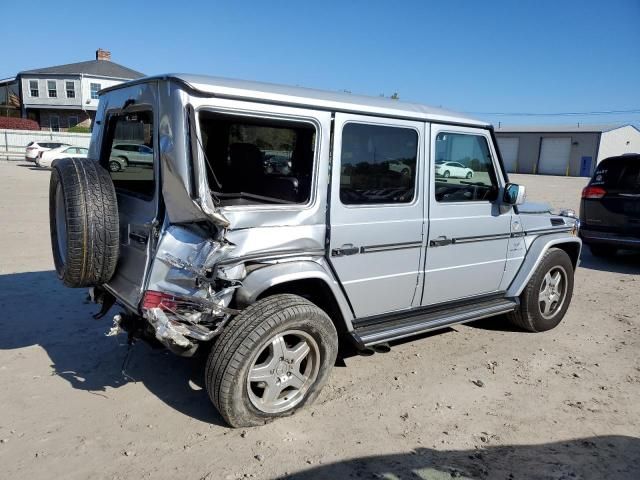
68, 116, 78, 128
90, 83, 101, 100
48, 80, 57, 98
29, 80, 39, 97
66, 81, 75, 98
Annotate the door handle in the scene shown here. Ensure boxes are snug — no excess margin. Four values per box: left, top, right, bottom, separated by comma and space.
331, 244, 360, 257
429, 236, 454, 247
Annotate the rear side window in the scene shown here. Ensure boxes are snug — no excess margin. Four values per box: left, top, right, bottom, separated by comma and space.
339, 123, 418, 205
434, 132, 499, 202
101, 111, 155, 199
591, 157, 640, 193
199, 111, 316, 206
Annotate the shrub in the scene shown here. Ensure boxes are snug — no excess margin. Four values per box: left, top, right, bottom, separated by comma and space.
0, 117, 40, 130
68, 125, 91, 133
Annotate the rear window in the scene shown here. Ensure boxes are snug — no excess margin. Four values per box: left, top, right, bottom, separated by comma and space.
591, 157, 640, 192
101, 111, 155, 199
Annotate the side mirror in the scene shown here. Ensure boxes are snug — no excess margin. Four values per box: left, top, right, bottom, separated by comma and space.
503, 183, 526, 206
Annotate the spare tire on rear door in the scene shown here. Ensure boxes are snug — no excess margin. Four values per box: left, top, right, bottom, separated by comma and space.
49, 158, 119, 287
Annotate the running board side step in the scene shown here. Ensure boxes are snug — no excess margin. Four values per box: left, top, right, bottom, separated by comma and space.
351, 297, 518, 347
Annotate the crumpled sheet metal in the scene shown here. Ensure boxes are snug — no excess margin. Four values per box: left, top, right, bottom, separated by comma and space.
147, 307, 194, 350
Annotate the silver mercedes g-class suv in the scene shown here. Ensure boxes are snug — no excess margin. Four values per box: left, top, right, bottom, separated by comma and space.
49, 75, 581, 427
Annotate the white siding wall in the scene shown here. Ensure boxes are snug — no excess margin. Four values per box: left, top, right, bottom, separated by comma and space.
597, 125, 640, 163
80, 77, 125, 110
21, 76, 82, 108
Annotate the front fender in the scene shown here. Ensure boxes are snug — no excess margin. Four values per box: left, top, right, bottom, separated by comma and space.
235, 258, 355, 329
506, 233, 582, 297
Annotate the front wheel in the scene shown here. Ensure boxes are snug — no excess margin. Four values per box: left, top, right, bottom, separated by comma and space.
205, 294, 338, 427
508, 248, 574, 332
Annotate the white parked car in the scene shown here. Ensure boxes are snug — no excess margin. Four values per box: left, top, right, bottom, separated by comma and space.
111, 143, 153, 166
36, 146, 89, 168
25, 141, 69, 162
435, 161, 474, 179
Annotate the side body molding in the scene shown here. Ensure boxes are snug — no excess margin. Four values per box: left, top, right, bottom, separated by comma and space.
506, 233, 582, 298
235, 259, 356, 330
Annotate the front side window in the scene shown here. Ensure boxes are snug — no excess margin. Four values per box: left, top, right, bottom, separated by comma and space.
102, 111, 155, 199
90, 83, 101, 100
66, 81, 75, 98
47, 80, 57, 98
29, 80, 39, 97
434, 132, 499, 202
199, 111, 316, 206
339, 123, 418, 205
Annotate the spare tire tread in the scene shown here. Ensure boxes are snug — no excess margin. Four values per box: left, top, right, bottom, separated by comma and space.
50, 158, 119, 287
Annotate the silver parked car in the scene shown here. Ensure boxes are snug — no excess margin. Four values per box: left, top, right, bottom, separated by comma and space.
48, 75, 581, 427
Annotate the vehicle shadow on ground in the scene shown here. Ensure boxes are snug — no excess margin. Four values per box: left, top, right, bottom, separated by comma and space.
277, 435, 640, 480
578, 249, 640, 274
0, 270, 226, 426
15, 163, 48, 171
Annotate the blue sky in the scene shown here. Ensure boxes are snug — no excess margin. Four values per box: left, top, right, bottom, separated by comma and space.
3, 0, 639, 126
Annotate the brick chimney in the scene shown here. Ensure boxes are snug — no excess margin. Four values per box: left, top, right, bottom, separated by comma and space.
96, 48, 111, 61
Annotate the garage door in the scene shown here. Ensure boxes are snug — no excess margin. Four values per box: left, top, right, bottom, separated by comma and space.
497, 137, 519, 173
538, 137, 571, 175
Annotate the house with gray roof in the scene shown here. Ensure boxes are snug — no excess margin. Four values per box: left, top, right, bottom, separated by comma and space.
7, 49, 144, 131
495, 123, 640, 177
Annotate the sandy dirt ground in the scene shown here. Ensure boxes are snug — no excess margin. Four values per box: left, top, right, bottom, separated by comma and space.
1, 162, 639, 480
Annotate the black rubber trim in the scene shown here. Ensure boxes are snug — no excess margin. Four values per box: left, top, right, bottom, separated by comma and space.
216, 248, 326, 267
360, 241, 422, 254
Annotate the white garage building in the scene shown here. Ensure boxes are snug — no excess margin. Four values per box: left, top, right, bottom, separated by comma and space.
495, 124, 640, 177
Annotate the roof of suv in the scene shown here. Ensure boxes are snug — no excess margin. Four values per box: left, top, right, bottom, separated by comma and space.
102, 74, 489, 127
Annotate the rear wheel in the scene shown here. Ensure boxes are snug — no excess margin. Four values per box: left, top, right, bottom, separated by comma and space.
466, 171, 473, 179
588, 244, 617, 257
508, 248, 574, 332
205, 294, 338, 427
443, 170, 450, 178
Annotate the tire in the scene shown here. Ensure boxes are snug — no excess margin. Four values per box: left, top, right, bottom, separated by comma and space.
589, 244, 617, 257
205, 294, 338, 427
109, 160, 122, 172
443, 170, 450, 178
466, 171, 473, 179
49, 158, 119, 288
508, 248, 574, 332
401, 168, 410, 177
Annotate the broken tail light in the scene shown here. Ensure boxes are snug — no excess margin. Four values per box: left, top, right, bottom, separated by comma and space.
141, 290, 178, 311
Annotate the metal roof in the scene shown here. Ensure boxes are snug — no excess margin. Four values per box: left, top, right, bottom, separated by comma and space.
495, 123, 631, 133
20, 60, 144, 80
104, 73, 488, 126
